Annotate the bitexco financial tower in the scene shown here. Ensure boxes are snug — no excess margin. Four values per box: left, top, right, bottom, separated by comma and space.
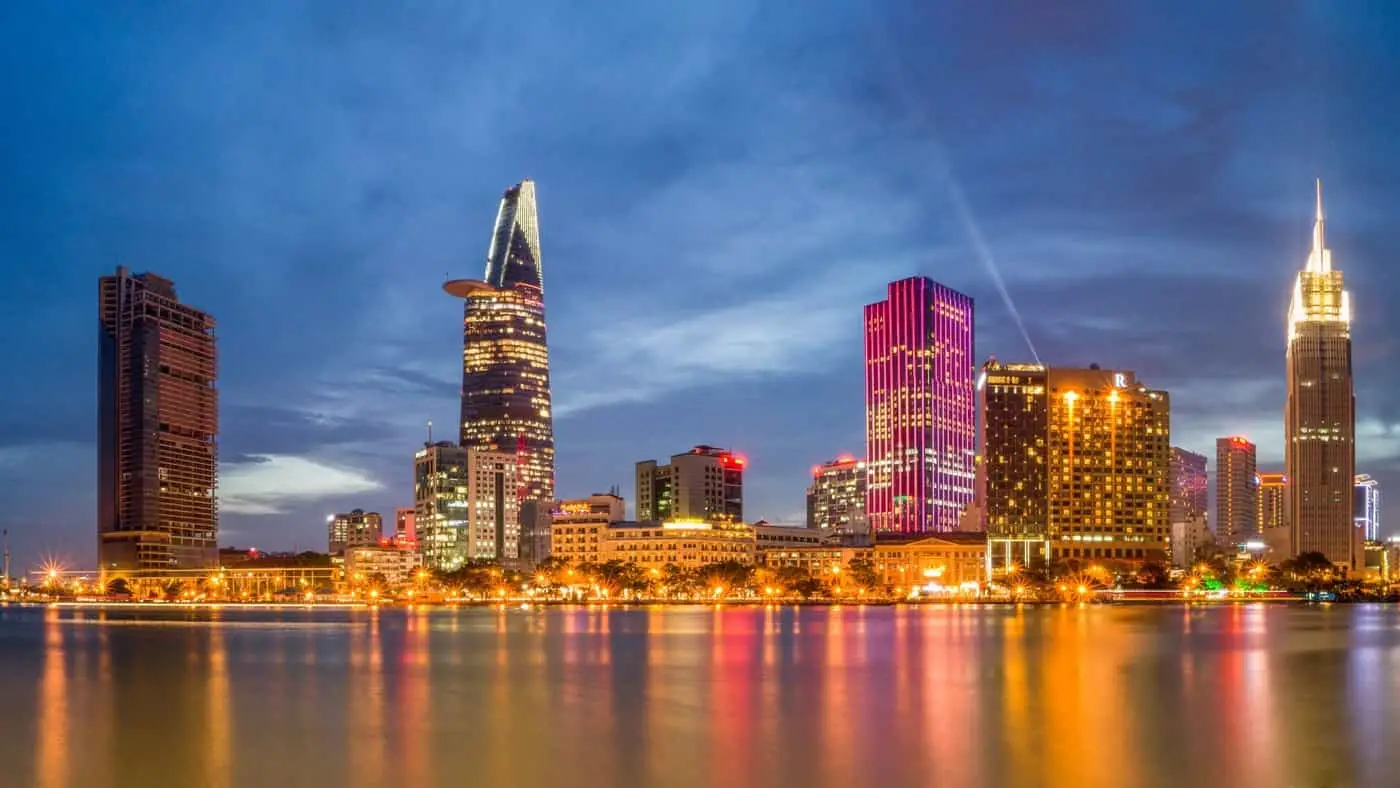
445, 181, 556, 547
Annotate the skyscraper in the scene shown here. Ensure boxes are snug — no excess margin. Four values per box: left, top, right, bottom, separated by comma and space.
1286, 181, 1358, 569
413, 441, 519, 571
1257, 473, 1289, 533
1169, 447, 1209, 525
1355, 474, 1381, 542
98, 268, 218, 573
444, 180, 555, 512
865, 277, 976, 534
806, 455, 867, 530
1215, 436, 1258, 544
980, 361, 1171, 566
635, 446, 745, 522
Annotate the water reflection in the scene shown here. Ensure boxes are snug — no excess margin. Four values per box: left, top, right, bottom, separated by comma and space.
36, 608, 67, 788
1, 604, 1398, 788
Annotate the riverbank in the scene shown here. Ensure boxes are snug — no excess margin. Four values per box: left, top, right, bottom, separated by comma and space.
20, 595, 1345, 610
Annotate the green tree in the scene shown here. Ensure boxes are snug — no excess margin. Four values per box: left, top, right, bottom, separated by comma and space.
593, 560, 646, 597
846, 559, 879, 590
1131, 562, 1171, 589
697, 561, 755, 595
1281, 552, 1336, 587
772, 565, 811, 593
791, 577, 825, 599
660, 563, 697, 598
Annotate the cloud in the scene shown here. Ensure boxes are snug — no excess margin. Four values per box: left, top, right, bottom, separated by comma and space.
220, 454, 383, 515
552, 264, 909, 416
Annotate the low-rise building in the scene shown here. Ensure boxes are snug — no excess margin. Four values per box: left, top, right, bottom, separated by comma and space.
604, 520, 755, 570
344, 545, 422, 587
762, 546, 872, 576
754, 523, 830, 550
874, 533, 987, 590
328, 509, 383, 555
550, 493, 625, 567
1170, 515, 1213, 569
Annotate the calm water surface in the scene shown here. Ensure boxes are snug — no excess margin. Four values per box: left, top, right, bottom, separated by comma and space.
1, 604, 1398, 788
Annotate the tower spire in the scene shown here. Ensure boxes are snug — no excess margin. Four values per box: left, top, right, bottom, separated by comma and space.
1311, 178, 1328, 272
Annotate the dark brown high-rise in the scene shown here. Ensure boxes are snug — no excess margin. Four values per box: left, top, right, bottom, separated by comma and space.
99, 268, 219, 573
1285, 182, 1358, 570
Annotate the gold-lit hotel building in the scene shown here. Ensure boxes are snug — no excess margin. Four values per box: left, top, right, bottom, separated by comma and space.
979, 361, 1171, 568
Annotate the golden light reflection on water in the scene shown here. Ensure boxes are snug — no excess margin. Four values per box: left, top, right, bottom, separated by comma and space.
36, 607, 67, 788
401, 606, 430, 780
8, 604, 1400, 788
205, 625, 230, 788
348, 609, 385, 788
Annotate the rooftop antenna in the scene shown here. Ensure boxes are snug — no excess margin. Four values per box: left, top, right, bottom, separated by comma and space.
427, 419, 434, 445
2, 529, 8, 588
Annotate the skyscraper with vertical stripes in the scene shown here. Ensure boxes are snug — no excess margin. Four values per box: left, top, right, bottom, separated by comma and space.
864, 277, 975, 534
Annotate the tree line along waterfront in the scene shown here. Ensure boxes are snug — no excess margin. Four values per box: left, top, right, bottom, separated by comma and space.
12, 550, 1398, 605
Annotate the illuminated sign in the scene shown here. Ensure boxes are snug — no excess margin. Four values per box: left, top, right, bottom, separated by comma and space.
1113, 373, 1127, 388
662, 520, 713, 530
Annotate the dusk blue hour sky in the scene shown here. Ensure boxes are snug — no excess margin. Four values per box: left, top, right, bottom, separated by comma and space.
3, 1, 1399, 569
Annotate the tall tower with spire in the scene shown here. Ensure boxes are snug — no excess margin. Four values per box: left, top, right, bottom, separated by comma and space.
1285, 180, 1358, 570
443, 180, 555, 562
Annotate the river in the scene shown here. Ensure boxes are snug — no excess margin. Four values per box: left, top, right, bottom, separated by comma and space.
0, 603, 1397, 787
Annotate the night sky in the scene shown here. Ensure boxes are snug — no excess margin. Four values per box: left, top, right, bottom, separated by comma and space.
3, 1, 1398, 569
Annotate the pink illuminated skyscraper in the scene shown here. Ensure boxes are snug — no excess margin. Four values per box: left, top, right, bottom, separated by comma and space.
864, 277, 976, 534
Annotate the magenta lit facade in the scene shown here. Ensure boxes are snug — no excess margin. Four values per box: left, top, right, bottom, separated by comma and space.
864, 277, 976, 534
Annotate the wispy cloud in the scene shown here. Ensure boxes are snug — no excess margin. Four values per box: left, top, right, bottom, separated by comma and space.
552, 263, 908, 416
221, 454, 383, 515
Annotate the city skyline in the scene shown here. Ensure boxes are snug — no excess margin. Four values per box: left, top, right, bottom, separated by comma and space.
4, 3, 1400, 568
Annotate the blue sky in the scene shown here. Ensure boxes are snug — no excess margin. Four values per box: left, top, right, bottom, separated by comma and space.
3, 1, 1399, 569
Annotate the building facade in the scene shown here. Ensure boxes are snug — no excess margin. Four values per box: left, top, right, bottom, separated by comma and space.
394, 507, 416, 546
413, 442, 519, 571
327, 509, 384, 555
549, 494, 626, 566
1215, 437, 1258, 545
978, 361, 1049, 568
1170, 519, 1213, 570
344, 545, 422, 587
1355, 474, 1381, 542
98, 268, 219, 573
980, 361, 1171, 565
1286, 182, 1358, 569
1169, 447, 1209, 525
874, 534, 987, 591
864, 277, 976, 534
1168, 447, 1210, 566
444, 180, 555, 537
635, 445, 744, 522
603, 521, 756, 570
1257, 472, 1289, 537
806, 455, 867, 530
